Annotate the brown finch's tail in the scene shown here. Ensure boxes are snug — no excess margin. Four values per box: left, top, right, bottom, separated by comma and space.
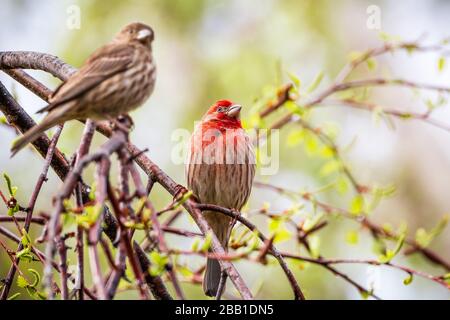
10, 113, 61, 157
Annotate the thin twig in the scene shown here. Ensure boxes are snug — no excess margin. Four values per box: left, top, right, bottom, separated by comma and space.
0, 124, 63, 299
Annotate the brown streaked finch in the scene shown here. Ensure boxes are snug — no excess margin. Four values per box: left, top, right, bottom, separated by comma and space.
186, 100, 255, 297
11, 22, 156, 156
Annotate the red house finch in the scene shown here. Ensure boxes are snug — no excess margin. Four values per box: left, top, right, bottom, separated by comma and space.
11, 22, 156, 156
186, 100, 255, 296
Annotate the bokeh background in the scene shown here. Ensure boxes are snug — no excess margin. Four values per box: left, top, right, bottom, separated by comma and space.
1, 0, 450, 299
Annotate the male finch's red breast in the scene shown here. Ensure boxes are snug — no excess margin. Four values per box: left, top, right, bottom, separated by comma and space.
185, 100, 255, 296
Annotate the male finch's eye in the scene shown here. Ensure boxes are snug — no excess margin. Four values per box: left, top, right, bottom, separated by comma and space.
217, 107, 226, 113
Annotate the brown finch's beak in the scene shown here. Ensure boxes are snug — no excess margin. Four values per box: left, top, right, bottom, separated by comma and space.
226, 104, 242, 118
137, 29, 152, 40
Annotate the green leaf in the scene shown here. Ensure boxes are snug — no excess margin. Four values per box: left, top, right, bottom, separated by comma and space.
372, 106, 396, 130
309, 235, 321, 258
337, 89, 357, 100
414, 215, 448, 248
438, 57, 446, 72
319, 160, 342, 177
366, 58, 377, 71
21, 228, 31, 247
359, 289, 372, 300
142, 208, 152, 224
25, 286, 37, 298
306, 71, 324, 93
393, 233, 406, 256
287, 72, 301, 89
63, 212, 76, 228
336, 177, 349, 195
191, 238, 200, 252
88, 184, 96, 201
77, 203, 103, 228
33, 291, 47, 300
173, 190, 193, 209
302, 212, 324, 232
372, 238, 386, 256
20, 236, 29, 247
16, 247, 32, 260
63, 199, 73, 212
201, 232, 212, 252
248, 230, 260, 251
349, 195, 364, 215
378, 252, 394, 264
378, 31, 402, 43
382, 223, 393, 233
345, 230, 359, 245
367, 185, 395, 213
17, 275, 28, 288
287, 129, 305, 147
3, 173, 16, 196
177, 265, 193, 277
149, 251, 168, 276
348, 51, 363, 62
403, 273, 413, 285
442, 273, 450, 283
304, 133, 318, 155
284, 100, 304, 116
415, 228, 429, 247
268, 218, 292, 244
249, 113, 265, 128
268, 218, 281, 233
273, 228, 291, 244
289, 259, 309, 271
28, 269, 41, 287
135, 197, 147, 216
7, 293, 21, 300
320, 146, 335, 158
378, 233, 405, 263
7, 206, 17, 217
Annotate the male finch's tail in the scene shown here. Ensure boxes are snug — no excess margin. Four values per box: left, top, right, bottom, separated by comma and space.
202, 216, 230, 297
203, 257, 222, 297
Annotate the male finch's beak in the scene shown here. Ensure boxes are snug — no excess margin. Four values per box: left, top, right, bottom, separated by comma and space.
137, 29, 152, 40
226, 104, 242, 118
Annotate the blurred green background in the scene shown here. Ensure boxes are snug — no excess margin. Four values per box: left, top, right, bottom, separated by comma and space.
1, 0, 450, 299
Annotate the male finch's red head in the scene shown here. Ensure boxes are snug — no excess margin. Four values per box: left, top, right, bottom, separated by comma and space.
203, 100, 242, 128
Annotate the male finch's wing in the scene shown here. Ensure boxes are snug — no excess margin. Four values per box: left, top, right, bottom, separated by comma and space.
38, 43, 135, 113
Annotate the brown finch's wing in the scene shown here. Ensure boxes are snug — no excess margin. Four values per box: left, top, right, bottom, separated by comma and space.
37, 43, 134, 113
